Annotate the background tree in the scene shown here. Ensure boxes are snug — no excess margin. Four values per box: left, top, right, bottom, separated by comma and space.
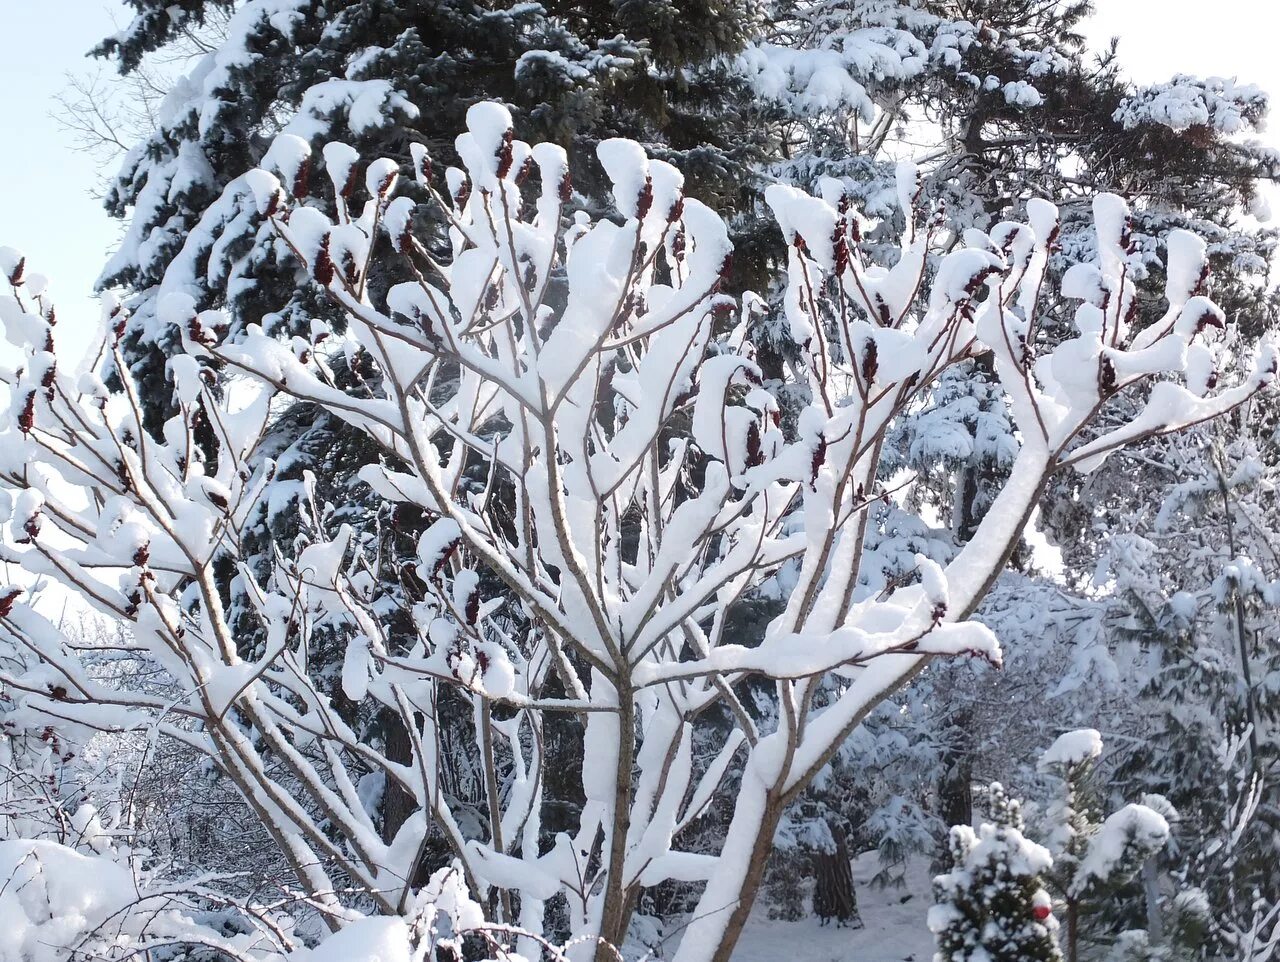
89, 0, 777, 861
724, 1, 1279, 892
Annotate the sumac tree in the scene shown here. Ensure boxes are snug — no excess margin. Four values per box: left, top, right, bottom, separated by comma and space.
0, 103, 1274, 962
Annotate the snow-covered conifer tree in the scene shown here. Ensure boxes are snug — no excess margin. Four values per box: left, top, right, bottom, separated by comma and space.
932, 731, 1174, 962
96, 0, 766, 412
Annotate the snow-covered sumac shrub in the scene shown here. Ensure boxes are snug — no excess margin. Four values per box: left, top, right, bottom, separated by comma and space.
0, 102, 1274, 962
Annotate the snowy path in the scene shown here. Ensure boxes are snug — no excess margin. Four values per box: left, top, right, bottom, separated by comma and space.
664, 853, 935, 962
731, 853, 934, 962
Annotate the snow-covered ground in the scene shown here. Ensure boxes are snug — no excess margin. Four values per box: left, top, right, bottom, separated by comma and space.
663, 853, 935, 962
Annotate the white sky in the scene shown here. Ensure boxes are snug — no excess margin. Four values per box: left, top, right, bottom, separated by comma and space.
0, 0, 1276, 337
0, 3, 127, 334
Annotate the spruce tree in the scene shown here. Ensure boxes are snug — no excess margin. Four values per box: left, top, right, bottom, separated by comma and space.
91, 0, 769, 866
97, 0, 768, 409
932, 736, 1176, 962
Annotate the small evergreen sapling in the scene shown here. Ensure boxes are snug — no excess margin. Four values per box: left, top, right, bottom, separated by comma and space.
931, 732, 1176, 962
930, 781, 1063, 962
1038, 730, 1171, 962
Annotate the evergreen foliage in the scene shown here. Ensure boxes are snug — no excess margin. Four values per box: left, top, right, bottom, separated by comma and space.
931, 782, 1064, 962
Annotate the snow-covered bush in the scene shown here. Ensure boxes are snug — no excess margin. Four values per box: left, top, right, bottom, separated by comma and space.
930, 781, 1063, 962
932, 731, 1174, 962
0, 838, 515, 962
0, 101, 1274, 962
0, 838, 296, 961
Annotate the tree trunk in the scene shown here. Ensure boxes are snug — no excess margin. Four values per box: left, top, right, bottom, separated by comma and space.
1067, 899, 1079, 962
596, 688, 638, 962
382, 708, 443, 890
812, 820, 862, 928
936, 717, 973, 873
382, 709, 417, 844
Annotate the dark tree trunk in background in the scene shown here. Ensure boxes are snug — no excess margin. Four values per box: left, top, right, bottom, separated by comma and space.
936, 716, 974, 874
381, 710, 416, 846
939, 757, 973, 832
380, 709, 448, 888
812, 820, 862, 928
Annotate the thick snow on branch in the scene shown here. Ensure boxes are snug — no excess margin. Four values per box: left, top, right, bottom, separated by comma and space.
1115, 75, 1268, 135
737, 5, 1070, 121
